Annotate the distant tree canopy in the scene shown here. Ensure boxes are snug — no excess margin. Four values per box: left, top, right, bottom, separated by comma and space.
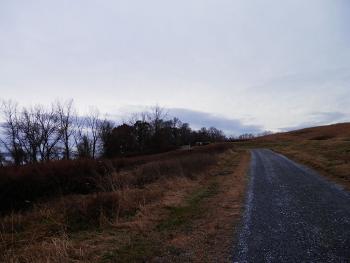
0, 100, 228, 165
101, 118, 226, 158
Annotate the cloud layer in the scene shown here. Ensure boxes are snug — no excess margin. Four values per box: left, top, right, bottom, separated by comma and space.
0, 0, 349, 131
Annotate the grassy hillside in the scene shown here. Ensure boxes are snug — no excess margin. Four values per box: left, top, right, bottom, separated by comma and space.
0, 144, 249, 262
263, 122, 350, 141
238, 122, 350, 190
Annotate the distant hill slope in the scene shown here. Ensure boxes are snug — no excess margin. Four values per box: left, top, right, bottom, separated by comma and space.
260, 122, 350, 141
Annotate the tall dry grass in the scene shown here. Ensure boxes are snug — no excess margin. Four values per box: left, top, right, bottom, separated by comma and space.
0, 143, 232, 214
0, 143, 233, 261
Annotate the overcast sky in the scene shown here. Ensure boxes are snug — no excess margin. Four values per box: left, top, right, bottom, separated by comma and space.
1, 0, 349, 135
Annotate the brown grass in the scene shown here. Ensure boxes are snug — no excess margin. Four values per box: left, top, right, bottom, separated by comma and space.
158, 149, 250, 262
0, 143, 249, 262
260, 122, 350, 142
0, 143, 232, 214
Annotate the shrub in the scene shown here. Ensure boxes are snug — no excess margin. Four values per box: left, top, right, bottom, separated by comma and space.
0, 143, 233, 214
0, 159, 101, 213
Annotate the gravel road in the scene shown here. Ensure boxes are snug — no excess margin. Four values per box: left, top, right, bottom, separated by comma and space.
233, 149, 350, 262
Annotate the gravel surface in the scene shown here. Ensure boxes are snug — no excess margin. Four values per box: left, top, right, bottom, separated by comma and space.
233, 149, 350, 262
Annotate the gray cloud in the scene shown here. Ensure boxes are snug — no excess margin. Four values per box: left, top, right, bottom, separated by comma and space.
281, 111, 349, 131
167, 108, 262, 136
310, 112, 348, 123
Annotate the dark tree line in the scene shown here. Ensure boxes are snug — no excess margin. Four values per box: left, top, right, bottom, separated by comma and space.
94, 106, 227, 158
0, 100, 84, 165
0, 101, 227, 166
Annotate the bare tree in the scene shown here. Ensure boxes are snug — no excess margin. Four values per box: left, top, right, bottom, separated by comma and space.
86, 107, 101, 159
55, 99, 76, 160
18, 106, 43, 163
0, 100, 25, 165
127, 111, 148, 126
170, 117, 182, 145
72, 115, 84, 157
98, 118, 114, 157
76, 134, 92, 158
148, 105, 168, 134
35, 104, 61, 161
208, 127, 226, 142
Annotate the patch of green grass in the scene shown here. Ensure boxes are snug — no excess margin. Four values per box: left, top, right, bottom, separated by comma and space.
87, 183, 220, 262
157, 182, 219, 232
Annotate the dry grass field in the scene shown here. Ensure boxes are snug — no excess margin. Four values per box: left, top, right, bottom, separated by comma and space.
0, 144, 249, 262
